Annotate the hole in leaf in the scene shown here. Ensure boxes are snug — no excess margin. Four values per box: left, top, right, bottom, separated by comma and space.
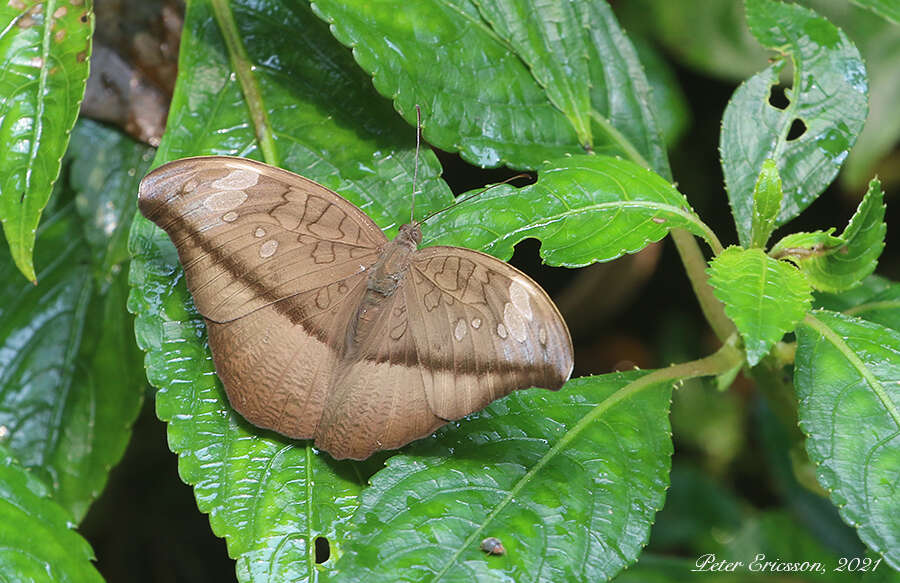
315, 537, 330, 564
786, 118, 806, 141
768, 85, 789, 109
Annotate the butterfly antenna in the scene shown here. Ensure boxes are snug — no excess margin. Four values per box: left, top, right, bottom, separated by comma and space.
411, 105, 422, 225
420, 173, 532, 224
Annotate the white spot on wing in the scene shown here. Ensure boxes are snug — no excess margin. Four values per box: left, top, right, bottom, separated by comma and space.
509, 277, 533, 320
496, 323, 508, 339
259, 239, 278, 258
212, 168, 260, 190
539, 326, 547, 345
503, 302, 528, 342
254, 227, 266, 238
204, 190, 247, 212
454, 319, 467, 342
471, 317, 482, 329
222, 211, 238, 222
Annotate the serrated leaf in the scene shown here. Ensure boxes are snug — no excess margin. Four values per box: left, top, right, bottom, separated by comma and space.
749, 159, 782, 249
0, 0, 94, 282
0, 445, 103, 583
0, 165, 143, 523
788, 178, 886, 293
720, 0, 868, 246
69, 119, 156, 280
424, 155, 715, 267
842, 285, 900, 332
330, 374, 673, 582
310, 0, 670, 177
795, 311, 900, 569
770, 229, 844, 260
707, 247, 812, 366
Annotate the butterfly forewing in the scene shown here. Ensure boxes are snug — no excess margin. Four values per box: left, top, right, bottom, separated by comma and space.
138, 156, 386, 323
406, 246, 573, 421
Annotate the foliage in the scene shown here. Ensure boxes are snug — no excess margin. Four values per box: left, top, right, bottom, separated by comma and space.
0, 0, 895, 581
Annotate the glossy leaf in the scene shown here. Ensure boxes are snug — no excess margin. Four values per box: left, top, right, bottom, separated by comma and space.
0, 446, 103, 582
785, 178, 886, 293
813, 276, 900, 332
749, 159, 782, 249
795, 311, 900, 569
0, 148, 144, 522
310, 0, 670, 177
424, 155, 715, 268
0, 0, 94, 282
841, 285, 900, 332
720, 0, 868, 246
707, 247, 811, 366
331, 374, 674, 582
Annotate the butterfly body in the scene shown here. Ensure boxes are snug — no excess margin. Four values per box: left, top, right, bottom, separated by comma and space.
139, 156, 573, 459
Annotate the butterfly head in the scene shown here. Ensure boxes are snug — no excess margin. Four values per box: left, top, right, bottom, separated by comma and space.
397, 222, 423, 248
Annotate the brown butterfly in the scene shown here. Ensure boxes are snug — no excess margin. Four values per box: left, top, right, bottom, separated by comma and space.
138, 156, 573, 459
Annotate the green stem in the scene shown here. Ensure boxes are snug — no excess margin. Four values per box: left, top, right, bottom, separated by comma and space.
210, 0, 279, 166
671, 228, 735, 343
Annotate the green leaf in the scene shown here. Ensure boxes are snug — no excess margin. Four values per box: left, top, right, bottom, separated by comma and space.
0, 158, 143, 523
850, 0, 900, 24
749, 159, 783, 249
720, 0, 868, 246
631, 37, 690, 147
721, 512, 845, 581
69, 119, 156, 280
795, 311, 900, 569
784, 178, 886, 293
0, 445, 103, 582
770, 229, 844, 260
841, 285, 900, 332
310, 0, 671, 177
424, 155, 716, 267
0, 0, 94, 283
616, 0, 770, 83
707, 247, 812, 366
331, 374, 674, 582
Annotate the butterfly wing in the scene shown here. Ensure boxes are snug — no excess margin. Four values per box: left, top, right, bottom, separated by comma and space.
313, 289, 446, 459
139, 156, 387, 438
405, 246, 573, 421
314, 244, 573, 459
138, 156, 387, 323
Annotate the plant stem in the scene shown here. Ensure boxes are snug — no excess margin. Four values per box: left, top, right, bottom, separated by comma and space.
670, 228, 735, 343
630, 338, 743, 390
210, 0, 279, 166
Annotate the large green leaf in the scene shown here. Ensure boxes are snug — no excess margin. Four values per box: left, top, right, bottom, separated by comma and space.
0, 445, 103, 583
795, 311, 900, 569
720, 0, 868, 246
330, 374, 673, 582
0, 0, 94, 282
707, 247, 811, 366
310, 0, 670, 177
424, 155, 715, 267
0, 123, 145, 522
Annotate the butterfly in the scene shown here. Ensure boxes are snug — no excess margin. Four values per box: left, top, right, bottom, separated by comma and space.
138, 156, 573, 459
